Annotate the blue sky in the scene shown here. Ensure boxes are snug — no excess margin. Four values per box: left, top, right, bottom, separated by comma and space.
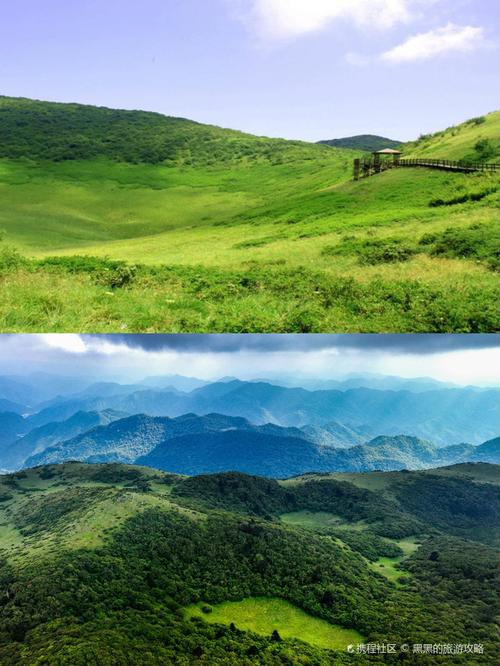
0, 0, 498, 140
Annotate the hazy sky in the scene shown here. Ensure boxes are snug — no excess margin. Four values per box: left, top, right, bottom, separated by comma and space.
1, 0, 498, 140
2, 334, 500, 386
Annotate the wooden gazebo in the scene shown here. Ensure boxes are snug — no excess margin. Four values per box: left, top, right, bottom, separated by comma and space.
372, 148, 402, 170
354, 147, 402, 180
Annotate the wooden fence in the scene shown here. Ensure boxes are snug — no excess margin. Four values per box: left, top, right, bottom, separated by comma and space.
353, 157, 500, 180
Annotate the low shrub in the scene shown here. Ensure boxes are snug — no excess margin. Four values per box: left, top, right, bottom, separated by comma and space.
419, 223, 499, 272
0, 246, 29, 272
358, 240, 416, 265
37, 255, 137, 288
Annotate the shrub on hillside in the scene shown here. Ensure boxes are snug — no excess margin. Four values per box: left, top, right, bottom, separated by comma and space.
474, 138, 497, 161
38, 255, 137, 288
358, 240, 416, 265
419, 223, 499, 272
0, 245, 29, 272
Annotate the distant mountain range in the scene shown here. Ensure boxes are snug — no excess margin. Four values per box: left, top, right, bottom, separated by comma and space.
25, 413, 360, 469
1, 374, 498, 476
317, 135, 402, 152
1, 409, 127, 470
260, 374, 459, 393
9, 379, 497, 447
0, 372, 472, 412
23, 409, 499, 478
138, 433, 499, 478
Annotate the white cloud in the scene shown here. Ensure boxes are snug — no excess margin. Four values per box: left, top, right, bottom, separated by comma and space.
40, 334, 87, 354
241, 0, 417, 39
381, 23, 484, 62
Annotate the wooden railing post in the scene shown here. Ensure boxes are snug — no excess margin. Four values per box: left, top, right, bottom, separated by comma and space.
353, 158, 361, 181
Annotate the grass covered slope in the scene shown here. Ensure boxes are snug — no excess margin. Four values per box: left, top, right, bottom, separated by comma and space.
0, 98, 498, 332
0, 462, 498, 664
404, 111, 500, 162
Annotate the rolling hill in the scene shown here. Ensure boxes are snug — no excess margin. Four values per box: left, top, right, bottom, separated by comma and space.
0, 461, 498, 663
0, 98, 498, 332
318, 134, 402, 152
0, 96, 344, 167
405, 112, 500, 162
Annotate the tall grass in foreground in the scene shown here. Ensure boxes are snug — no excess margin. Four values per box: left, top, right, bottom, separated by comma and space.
0, 252, 497, 332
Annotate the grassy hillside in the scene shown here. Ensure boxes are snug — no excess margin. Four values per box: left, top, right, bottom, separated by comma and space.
0, 98, 498, 332
404, 111, 500, 162
0, 463, 498, 664
0, 96, 342, 167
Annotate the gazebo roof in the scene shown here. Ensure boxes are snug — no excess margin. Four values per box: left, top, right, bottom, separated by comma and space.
373, 148, 402, 154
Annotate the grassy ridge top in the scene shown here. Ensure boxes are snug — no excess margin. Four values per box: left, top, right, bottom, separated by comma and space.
404, 111, 500, 162
0, 96, 349, 167
2, 96, 497, 166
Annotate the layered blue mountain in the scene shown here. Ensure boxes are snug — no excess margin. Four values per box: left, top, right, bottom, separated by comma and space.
1, 409, 126, 470
24, 409, 499, 477
16, 379, 499, 447
25, 413, 313, 468
134, 432, 500, 477
0, 412, 28, 449
1, 375, 498, 475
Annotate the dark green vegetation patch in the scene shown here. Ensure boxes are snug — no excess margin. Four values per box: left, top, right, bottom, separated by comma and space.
0, 96, 337, 167
0, 462, 498, 664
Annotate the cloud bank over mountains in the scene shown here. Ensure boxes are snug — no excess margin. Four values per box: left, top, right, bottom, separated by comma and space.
1, 334, 499, 386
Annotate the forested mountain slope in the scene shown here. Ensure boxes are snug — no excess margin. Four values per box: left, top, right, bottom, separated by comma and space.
0, 462, 497, 664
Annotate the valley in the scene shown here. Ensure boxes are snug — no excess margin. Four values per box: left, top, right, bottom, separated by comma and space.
0, 97, 498, 332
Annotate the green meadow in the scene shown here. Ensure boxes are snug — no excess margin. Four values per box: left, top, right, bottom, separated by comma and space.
280, 508, 420, 586
368, 538, 419, 584
185, 597, 364, 650
281, 511, 369, 531
0, 98, 498, 332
